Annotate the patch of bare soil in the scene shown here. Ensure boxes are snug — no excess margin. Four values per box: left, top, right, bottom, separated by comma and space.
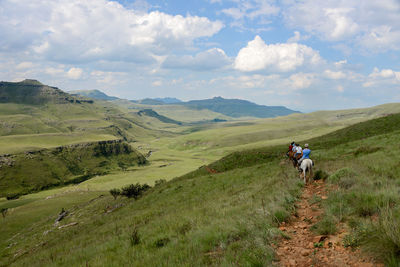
274, 179, 382, 267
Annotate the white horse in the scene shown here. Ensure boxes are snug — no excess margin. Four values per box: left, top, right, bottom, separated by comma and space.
299, 159, 313, 184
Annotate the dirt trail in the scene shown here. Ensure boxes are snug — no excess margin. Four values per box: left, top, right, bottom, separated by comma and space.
274, 179, 382, 267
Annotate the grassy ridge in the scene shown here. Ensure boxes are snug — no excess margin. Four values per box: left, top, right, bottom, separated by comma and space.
0, 141, 146, 198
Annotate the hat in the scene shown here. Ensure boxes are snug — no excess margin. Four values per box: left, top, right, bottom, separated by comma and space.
304, 144, 309, 148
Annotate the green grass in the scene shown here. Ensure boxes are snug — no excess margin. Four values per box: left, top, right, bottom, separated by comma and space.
303, 113, 400, 265
0, 141, 146, 197
0, 146, 303, 266
2, 100, 400, 265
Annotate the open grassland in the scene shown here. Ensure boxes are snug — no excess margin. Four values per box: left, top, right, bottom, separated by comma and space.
1, 104, 400, 265
1, 144, 303, 266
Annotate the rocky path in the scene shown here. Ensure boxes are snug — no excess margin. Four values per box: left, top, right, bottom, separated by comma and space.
274, 179, 382, 267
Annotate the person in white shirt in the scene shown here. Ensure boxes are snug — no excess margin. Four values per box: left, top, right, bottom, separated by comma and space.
295, 143, 302, 158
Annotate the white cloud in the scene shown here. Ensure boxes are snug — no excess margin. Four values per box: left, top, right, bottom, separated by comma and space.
363, 67, 400, 87
15, 62, 34, 70
234, 35, 322, 72
45, 67, 64, 76
288, 73, 315, 90
337, 85, 344, 92
0, 0, 224, 64
67, 68, 83, 79
287, 31, 300, 43
152, 80, 163, 87
323, 70, 346, 79
221, 0, 279, 28
162, 48, 232, 71
283, 0, 400, 51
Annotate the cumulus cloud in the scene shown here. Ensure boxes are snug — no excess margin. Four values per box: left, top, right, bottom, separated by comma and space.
283, 0, 400, 51
363, 67, 400, 87
162, 48, 232, 71
234, 35, 322, 72
0, 0, 224, 64
323, 70, 346, 79
67, 68, 83, 79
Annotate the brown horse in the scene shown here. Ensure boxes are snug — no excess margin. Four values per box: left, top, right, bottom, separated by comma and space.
288, 150, 303, 168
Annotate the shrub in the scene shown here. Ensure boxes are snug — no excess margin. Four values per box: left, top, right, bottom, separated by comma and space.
6, 193, 20, 200
109, 188, 121, 200
121, 183, 151, 199
154, 179, 166, 187
313, 170, 329, 181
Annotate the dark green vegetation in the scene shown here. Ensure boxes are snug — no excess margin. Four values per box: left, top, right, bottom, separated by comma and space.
178, 96, 299, 118
0, 141, 146, 198
69, 89, 119, 101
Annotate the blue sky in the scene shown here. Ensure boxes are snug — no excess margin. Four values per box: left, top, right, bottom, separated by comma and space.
1, 0, 400, 111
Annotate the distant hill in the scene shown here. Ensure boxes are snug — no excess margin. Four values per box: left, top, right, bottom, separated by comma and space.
0, 79, 93, 105
131, 97, 182, 105
132, 98, 166, 105
137, 109, 182, 125
178, 96, 299, 118
70, 89, 119, 101
154, 97, 182, 104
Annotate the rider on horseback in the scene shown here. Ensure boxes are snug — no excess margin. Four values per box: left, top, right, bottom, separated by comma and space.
298, 143, 313, 166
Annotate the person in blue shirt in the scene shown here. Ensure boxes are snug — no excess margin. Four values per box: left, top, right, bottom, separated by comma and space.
298, 143, 312, 166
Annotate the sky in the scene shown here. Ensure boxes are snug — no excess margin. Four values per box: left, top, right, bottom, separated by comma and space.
1, 0, 400, 112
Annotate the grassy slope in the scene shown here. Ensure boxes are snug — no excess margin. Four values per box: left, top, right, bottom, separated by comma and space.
3, 113, 400, 266
0, 141, 146, 197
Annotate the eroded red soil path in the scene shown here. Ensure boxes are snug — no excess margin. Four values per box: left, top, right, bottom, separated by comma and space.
274, 179, 382, 267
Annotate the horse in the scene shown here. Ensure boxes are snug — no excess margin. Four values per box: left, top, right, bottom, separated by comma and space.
288, 150, 302, 168
299, 159, 313, 184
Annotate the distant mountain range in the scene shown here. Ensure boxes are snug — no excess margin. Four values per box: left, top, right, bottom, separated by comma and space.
69, 89, 119, 101
178, 97, 299, 118
42, 87, 300, 118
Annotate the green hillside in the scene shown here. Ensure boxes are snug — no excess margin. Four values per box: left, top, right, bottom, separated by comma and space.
0, 141, 146, 198
0, 80, 94, 105
69, 89, 119, 101
0, 80, 185, 154
2, 112, 400, 266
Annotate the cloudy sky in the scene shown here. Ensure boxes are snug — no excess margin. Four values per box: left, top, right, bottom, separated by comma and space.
1, 0, 400, 111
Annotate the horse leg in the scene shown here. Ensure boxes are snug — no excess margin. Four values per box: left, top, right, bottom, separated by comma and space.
303, 168, 306, 184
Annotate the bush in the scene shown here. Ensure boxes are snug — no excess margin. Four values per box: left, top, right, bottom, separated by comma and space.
109, 188, 121, 200
121, 183, 151, 199
6, 193, 20, 200
154, 179, 166, 187
313, 170, 329, 181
